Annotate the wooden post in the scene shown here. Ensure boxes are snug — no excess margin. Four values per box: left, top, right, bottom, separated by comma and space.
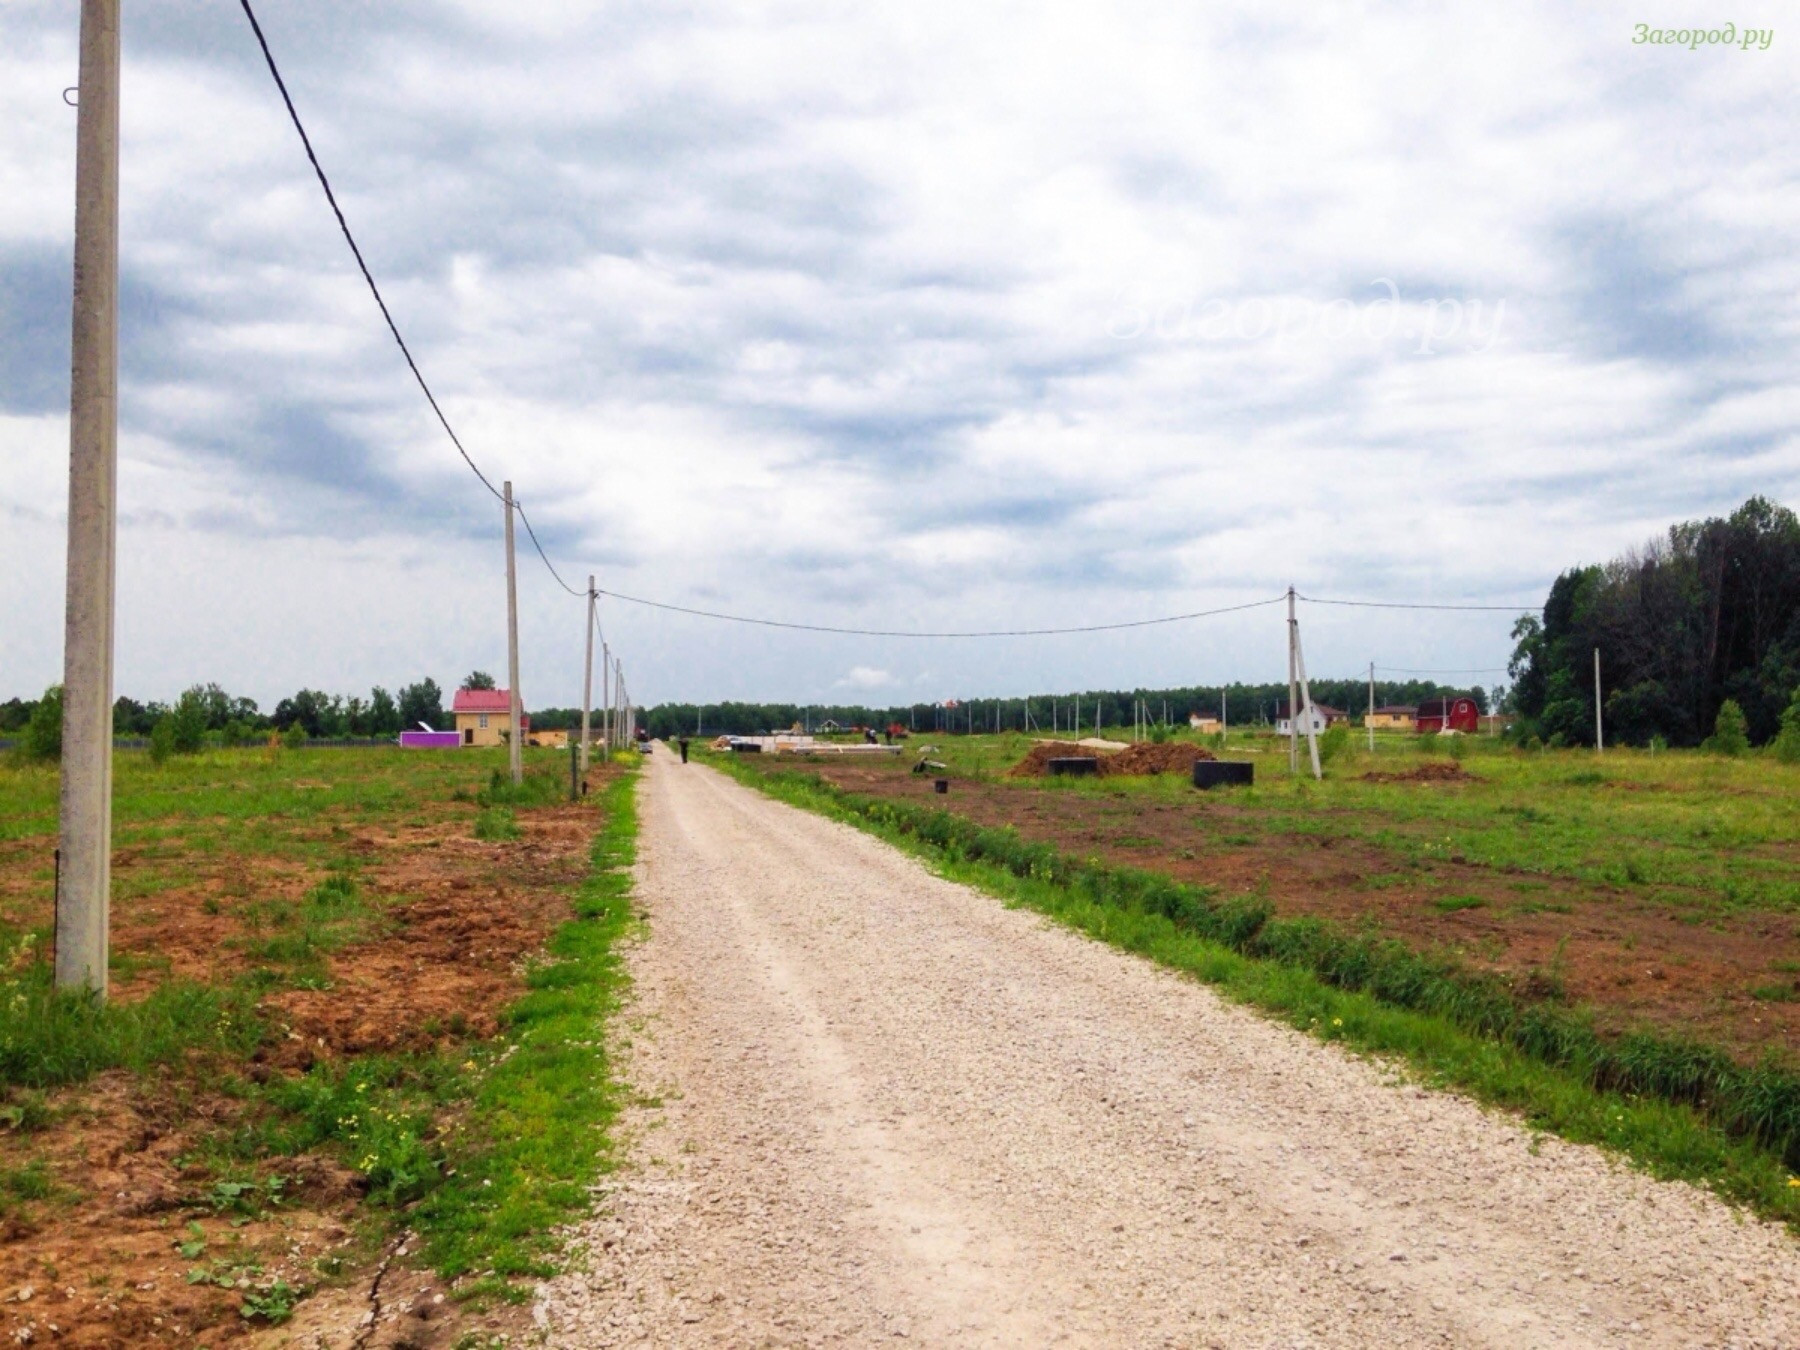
1594, 647, 1604, 753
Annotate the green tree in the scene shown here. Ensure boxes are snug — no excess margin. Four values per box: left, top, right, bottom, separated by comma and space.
1703, 699, 1750, 756
461, 671, 497, 691
21, 686, 63, 762
1772, 689, 1800, 764
148, 715, 176, 764
281, 723, 308, 751
368, 686, 401, 737
170, 687, 209, 754
398, 679, 445, 731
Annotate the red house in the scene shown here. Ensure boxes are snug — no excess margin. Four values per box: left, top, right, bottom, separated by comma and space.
1415, 697, 1479, 735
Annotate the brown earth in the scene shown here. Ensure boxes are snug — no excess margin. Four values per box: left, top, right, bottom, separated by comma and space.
0, 788, 610, 1350
1008, 740, 1215, 778
1359, 761, 1474, 784
785, 760, 1800, 1063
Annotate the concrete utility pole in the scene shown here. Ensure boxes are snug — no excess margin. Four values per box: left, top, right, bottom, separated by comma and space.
1593, 647, 1604, 753
580, 575, 595, 773
1287, 587, 1300, 774
56, 0, 122, 997
1221, 687, 1227, 738
1368, 661, 1376, 754
503, 481, 522, 785
1293, 615, 1323, 780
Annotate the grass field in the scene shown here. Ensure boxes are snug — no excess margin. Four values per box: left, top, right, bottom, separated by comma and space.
0, 744, 634, 1347
712, 727, 1800, 1227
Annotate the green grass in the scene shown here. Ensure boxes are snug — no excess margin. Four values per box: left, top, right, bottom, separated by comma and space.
0, 956, 265, 1088
412, 767, 636, 1298
888, 729, 1800, 916
712, 754, 1800, 1227
472, 806, 520, 841
196, 767, 638, 1301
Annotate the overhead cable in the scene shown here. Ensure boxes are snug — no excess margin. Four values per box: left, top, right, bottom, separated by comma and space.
1298, 594, 1535, 613
593, 590, 1288, 638
238, 0, 502, 503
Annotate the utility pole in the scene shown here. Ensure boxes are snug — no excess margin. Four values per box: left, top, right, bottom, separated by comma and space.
1593, 647, 1604, 753
1287, 587, 1300, 774
1368, 660, 1376, 754
580, 576, 595, 774
600, 641, 610, 753
1221, 686, 1227, 738
503, 481, 523, 785
1293, 613, 1323, 780
56, 0, 121, 996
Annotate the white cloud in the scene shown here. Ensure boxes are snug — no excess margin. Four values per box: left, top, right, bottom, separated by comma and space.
3, 0, 1797, 708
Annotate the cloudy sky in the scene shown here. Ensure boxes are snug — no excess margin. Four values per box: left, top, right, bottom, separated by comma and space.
3, 2, 1796, 711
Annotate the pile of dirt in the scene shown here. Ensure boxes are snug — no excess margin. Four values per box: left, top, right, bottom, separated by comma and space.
1360, 761, 1474, 785
1100, 742, 1217, 776
1009, 741, 1215, 778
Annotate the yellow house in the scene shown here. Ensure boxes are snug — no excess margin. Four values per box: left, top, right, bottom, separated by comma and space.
451, 688, 528, 747
1366, 705, 1417, 731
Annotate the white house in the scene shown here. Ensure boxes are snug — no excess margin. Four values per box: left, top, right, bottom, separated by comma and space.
1274, 701, 1346, 736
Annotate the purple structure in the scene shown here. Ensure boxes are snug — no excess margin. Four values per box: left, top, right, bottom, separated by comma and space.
399, 730, 461, 749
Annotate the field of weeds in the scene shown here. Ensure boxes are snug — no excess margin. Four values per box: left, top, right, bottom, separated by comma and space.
0, 744, 633, 1348
773, 729, 1800, 1059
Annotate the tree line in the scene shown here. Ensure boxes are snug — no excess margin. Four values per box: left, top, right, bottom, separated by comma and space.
1509, 496, 1800, 747
2, 675, 487, 759
639, 678, 1490, 740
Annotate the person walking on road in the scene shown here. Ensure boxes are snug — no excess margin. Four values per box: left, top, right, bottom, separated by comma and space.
678, 735, 691, 764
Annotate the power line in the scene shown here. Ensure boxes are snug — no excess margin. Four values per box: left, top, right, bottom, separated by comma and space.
595, 590, 1288, 638
238, 0, 501, 503
1376, 665, 1510, 675
514, 501, 583, 597
1299, 593, 1535, 613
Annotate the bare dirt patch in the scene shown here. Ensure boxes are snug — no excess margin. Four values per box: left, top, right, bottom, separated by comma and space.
1359, 761, 1475, 784
0, 783, 609, 1349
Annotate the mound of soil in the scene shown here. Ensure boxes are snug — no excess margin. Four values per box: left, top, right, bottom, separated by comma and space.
1009, 741, 1215, 778
1361, 761, 1474, 784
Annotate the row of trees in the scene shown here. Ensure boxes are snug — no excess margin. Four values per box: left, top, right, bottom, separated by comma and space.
1509, 496, 1800, 747
637, 679, 1489, 741
0, 672, 521, 758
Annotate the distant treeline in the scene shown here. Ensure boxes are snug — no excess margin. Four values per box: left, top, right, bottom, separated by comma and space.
1510, 496, 1800, 747
2, 677, 455, 744
639, 679, 1489, 740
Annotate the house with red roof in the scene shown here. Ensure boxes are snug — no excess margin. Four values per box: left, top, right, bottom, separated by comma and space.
451, 687, 529, 747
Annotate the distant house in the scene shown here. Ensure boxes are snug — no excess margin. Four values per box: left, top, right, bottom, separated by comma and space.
1366, 705, 1417, 731
1188, 712, 1222, 733
452, 688, 530, 747
1274, 701, 1347, 736
1416, 697, 1480, 735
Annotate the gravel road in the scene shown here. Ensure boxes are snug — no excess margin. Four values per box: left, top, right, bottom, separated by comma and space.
540, 752, 1800, 1347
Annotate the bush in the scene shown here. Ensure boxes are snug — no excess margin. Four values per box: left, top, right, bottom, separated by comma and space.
20, 687, 63, 763
281, 723, 308, 752
1316, 722, 1350, 766
1702, 699, 1750, 756
1773, 690, 1800, 765
147, 716, 176, 765
221, 720, 251, 748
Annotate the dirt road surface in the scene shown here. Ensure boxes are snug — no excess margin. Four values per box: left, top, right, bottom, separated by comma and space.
540, 753, 1800, 1347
